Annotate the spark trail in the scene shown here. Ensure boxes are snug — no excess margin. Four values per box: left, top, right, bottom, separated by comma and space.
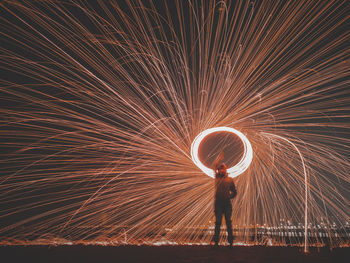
0, 0, 349, 248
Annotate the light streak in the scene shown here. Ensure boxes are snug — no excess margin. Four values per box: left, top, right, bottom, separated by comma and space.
262, 132, 309, 253
191, 126, 253, 178
0, 0, 349, 250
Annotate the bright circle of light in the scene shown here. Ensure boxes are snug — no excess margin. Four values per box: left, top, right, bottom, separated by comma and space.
191, 127, 253, 178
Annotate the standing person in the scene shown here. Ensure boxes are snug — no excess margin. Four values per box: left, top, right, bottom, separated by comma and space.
213, 152, 237, 248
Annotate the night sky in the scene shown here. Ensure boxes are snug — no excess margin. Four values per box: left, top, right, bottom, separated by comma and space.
0, 0, 349, 244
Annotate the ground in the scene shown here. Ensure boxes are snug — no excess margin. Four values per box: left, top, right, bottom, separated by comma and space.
0, 245, 349, 263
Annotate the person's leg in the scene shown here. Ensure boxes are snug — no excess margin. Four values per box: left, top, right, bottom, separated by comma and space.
224, 203, 233, 246
214, 205, 223, 245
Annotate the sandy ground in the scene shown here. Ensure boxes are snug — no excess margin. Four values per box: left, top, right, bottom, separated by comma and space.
0, 245, 349, 263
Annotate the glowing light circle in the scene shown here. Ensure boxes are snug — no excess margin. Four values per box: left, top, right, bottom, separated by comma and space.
191, 127, 253, 178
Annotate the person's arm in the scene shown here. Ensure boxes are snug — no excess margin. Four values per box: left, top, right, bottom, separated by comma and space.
229, 180, 237, 199
213, 151, 224, 170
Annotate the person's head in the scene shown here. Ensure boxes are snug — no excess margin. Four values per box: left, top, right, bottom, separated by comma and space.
216, 163, 228, 178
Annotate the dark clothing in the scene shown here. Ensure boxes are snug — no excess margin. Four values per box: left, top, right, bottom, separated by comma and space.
213, 177, 236, 245
214, 200, 233, 244
215, 177, 236, 201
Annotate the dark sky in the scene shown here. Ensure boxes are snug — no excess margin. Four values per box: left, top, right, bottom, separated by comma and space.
0, 0, 349, 239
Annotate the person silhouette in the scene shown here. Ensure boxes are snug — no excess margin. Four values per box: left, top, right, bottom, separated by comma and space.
213, 152, 237, 248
